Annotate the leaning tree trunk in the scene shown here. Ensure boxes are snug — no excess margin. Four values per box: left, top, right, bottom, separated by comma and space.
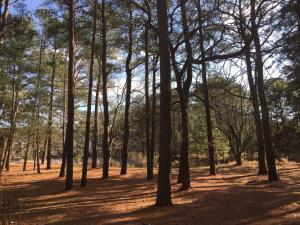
3, 66, 19, 172
250, 0, 278, 181
197, 1, 216, 175
81, 0, 98, 187
101, 0, 110, 179
155, 0, 172, 207
65, 0, 76, 190
120, 6, 133, 175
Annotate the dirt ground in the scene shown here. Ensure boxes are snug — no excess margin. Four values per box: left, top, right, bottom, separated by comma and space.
0, 161, 299, 225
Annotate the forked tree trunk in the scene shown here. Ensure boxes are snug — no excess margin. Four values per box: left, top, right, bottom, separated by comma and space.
250, 0, 278, 181
176, 0, 193, 190
237, 0, 267, 174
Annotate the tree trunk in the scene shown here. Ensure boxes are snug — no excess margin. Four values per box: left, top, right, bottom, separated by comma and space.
102, 0, 110, 179
150, 57, 158, 170
237, 0, 267, 174
250, 0, 278, 181
244, 40, 267, 174
91, 57, 101, 169
41, 135, 47, 165
145, 21, 153, 180
59, 51, 67, 177
0, 0, 9, 44
23, 135, 30, 171
176, 0, 193, 190
197, 1, 216, 175
81, 0, 98, 187
33, 141, 36, 171
120, 6, 133, 175
155, 0, 172, 207
46, 47, 57, 170
65, 0, 76, 190
3, 65, 19, 172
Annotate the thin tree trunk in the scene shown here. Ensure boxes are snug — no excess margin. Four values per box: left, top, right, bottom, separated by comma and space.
23, 135, 30, 171
150, 57, 157, 173
3, 65, 19, 172
102, 0, 110, 179
81, 0, 98, 187
155, 0, 172, 207
33, 141, 36, 171
65, 0, 76, 190
91, 58, 101, 169
41, 134, 47, 165
197, 0, 216, 175
145, 21, 153, 180
59, 51, 68, 177
250, 0, 278, 181
120, 6, 133, 175
46, 47, 57, 170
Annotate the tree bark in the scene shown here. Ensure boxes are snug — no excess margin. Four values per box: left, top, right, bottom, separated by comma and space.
23, 135, 30, 171
155, 0, 172, 207
2, 64, 19, 172
145, 21, 153, 180
150, 56, 158, 176
0, 0, 9, 44
65, 0, 76, 190
59, 51, 68, 177
196, 0, 216, 175
91, 58, 101, 169
102, 0, 110, 179
121, 6, 133, 175
81, 0, 98, 187
250, 0, 278, 181
46, 46, 57, 170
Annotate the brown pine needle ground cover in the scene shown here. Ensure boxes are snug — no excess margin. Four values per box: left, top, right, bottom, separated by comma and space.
0, 161, 300, 225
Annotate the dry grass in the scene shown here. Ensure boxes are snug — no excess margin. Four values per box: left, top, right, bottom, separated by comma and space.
0, 161, 300, 225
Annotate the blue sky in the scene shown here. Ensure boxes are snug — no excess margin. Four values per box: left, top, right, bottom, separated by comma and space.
24, 0, 42, 11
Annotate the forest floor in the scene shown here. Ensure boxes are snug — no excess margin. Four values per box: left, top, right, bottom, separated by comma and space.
0, 161, 300, 225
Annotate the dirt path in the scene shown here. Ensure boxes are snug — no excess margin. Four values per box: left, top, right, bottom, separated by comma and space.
1, 161, 299, 225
